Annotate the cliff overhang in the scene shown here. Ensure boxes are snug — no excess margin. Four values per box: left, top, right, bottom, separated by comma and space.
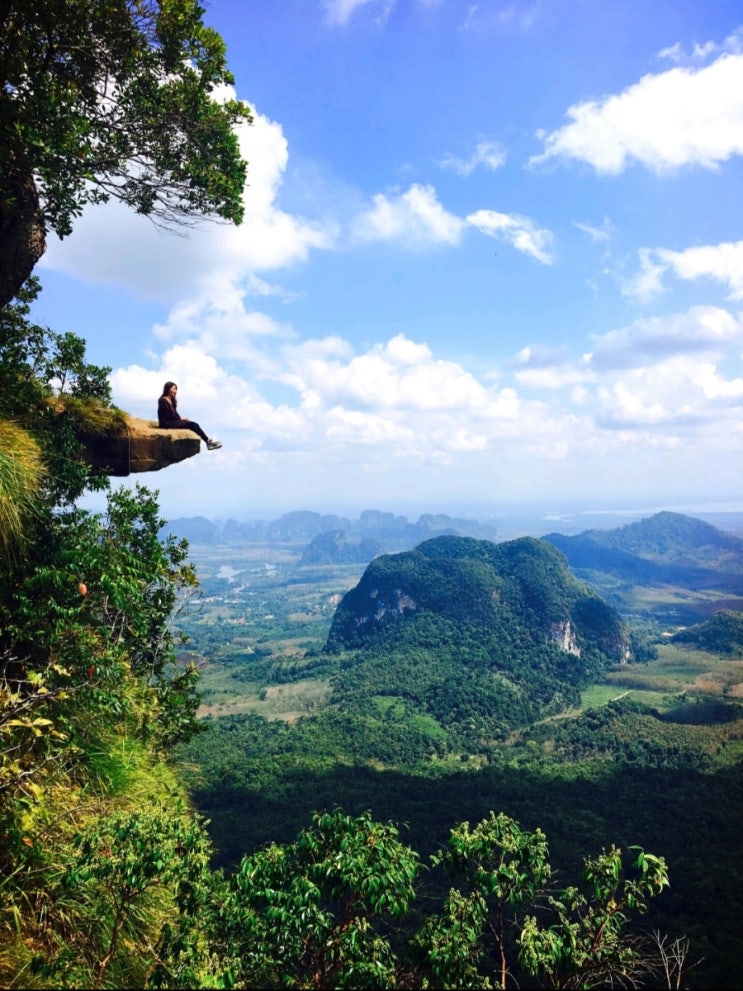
82, 416, 201, 476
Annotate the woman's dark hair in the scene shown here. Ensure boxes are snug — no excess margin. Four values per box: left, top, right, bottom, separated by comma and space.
161, 381, 177, 400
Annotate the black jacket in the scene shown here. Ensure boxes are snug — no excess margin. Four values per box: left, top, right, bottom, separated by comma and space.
158, 396, 187, 427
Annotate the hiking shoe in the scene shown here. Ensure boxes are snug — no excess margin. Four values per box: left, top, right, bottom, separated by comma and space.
207, 439, 222, 450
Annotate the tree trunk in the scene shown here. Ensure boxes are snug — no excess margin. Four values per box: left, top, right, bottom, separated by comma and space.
0, 171, 46, 307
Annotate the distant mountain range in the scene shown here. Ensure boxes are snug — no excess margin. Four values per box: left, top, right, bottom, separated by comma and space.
542, 510, 743, 591
165, 509, 743, 592
163, 509, 500, 554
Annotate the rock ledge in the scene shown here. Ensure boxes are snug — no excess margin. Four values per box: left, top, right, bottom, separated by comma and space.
83, 416, 201, 476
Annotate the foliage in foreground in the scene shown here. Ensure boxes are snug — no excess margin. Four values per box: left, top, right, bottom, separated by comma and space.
13, 806, 677, 990
0, 281, 202, 991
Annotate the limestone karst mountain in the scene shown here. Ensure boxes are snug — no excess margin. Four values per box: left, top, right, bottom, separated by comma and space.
322, 535, 629, 732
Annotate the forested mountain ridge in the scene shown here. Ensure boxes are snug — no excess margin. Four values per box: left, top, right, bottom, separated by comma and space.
671, 609, 743, 655
543, 510, 743, 588
322, 535, 628, 735
326, 535, 627, 658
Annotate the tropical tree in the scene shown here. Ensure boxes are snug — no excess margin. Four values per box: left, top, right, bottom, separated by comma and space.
0, 0, 251, 304
412, 812, 552, 988
40, 803, 216, 990
412, 811, 671, 989
216, 809, 421, 989
518, 845, 670, 989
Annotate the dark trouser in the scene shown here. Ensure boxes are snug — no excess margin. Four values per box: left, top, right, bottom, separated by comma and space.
163, 421, 209, 442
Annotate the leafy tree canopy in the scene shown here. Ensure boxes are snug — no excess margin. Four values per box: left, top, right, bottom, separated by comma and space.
0, 277, 125, 511
0, 0, 251, 303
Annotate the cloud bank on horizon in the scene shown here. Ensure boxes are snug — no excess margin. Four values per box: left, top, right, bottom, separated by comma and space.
35, 2, 743, 517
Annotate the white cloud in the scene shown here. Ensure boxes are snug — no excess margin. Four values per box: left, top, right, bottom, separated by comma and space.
573, 219, 612, 243
531, 50, 743, 173
110, 323, 564, 466
105, 294, 743, 518
284, 334, 491, 411
658, 28, 743, 66
40, 105, 336, 301
459, 5, 480, 31
350, 188, 554, 261
323, 0, 383, 26
625, 241, 743, 301
440, 140, 507, 176
585, 307, 743, 372
323, 0, 439, 26
107, 265, 743, 474
622, 248, 669, 303
466, 209, 554, 263
595, 352, 743, 429
503, 308, 743, 441
495, 2, 539, 30
599, 378, 670, 426
151, 294, 297, 382
457, 1, 539, 33
501, 308, 743, 440
351, 183, 465, 246
513, 344, 592, 389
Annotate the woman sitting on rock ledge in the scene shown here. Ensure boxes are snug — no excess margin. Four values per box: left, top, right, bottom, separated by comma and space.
157, 382, 222, 450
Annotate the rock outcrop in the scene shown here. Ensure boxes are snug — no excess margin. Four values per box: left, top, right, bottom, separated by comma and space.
82, 416, 201, 476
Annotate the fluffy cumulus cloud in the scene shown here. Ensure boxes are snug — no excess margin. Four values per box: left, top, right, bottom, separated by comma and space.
511, 307, 743, 440
625, 242, 743, 301
98, 285, 743, 520
151, 292, 296, 379
584, 306, 743, 372
110, 290, 743, 507
531, 48, 743, 173
115, 291, 613, 482
351, 184, 465, 246
349, 188, 553, 261
280, 334, 495, 413
595, 354, 743, 430
512, 345, 590, 389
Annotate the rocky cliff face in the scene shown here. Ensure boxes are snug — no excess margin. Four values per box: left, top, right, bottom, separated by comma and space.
549, 619, 581, 657
82, 416, 201, 476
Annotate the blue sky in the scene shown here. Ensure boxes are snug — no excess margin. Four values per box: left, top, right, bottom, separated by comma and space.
31, 0, 743, 522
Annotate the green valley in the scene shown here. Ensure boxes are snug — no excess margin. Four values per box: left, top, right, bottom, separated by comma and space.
171, 511, 743, 989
